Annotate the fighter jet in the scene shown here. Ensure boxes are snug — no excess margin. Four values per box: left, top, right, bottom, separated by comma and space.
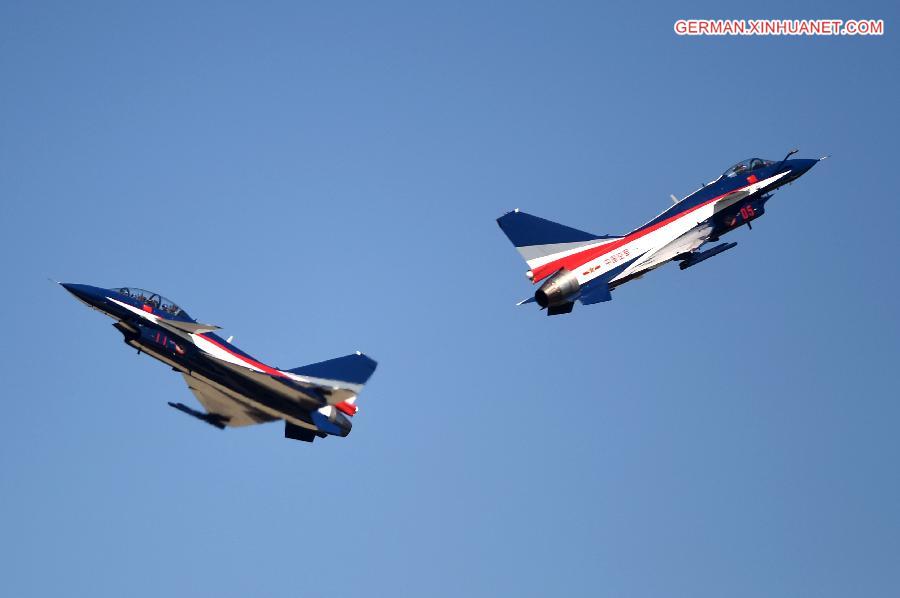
497, 150, 825, 315
60, 283, 377, 443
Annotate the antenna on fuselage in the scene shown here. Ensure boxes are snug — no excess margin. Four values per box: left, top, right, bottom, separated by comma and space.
670, 194, 679, 204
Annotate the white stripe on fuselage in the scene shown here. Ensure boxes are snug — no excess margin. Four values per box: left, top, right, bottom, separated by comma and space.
567, 170, 790, 286
188, 333, 268, 372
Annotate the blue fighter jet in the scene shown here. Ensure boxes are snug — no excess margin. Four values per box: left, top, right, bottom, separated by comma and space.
497, 150, 826, 314
61, 283, 377, 443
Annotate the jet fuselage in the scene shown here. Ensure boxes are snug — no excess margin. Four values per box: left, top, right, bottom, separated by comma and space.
498, 153, 823, 314
62, 284, 373, 441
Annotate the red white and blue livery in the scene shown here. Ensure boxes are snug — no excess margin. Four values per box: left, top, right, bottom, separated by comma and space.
498, 150, 825, 315
61, 283, 377, 443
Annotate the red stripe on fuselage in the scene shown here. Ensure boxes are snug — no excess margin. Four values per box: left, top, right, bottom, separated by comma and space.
530, 183, 753, 283
197, 333, 287, 378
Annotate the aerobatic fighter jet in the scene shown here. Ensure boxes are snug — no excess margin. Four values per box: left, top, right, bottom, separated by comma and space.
60, 283, 376, 443
497, 150, 825, 315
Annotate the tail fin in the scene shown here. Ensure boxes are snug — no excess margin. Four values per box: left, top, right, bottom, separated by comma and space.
496, 210, 620, 270
287, 352, 377, 415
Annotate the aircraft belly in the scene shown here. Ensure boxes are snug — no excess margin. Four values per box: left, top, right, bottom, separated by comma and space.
181, 370, 317, 430
125, 339, 318, 429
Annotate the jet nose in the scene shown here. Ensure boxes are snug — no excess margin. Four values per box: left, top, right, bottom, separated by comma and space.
61, 282, 89, 299
786, 158, 819, 179
61, 283, 106, 308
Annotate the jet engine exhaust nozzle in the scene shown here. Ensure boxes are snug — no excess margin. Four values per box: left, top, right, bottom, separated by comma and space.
535, 269, 581, 308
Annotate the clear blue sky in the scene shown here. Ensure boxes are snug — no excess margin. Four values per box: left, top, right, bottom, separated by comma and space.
2, 1, 898, 596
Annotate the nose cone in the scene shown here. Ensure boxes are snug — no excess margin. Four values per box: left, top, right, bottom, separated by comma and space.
785, 158, 819, 179
61, 283, 107, 309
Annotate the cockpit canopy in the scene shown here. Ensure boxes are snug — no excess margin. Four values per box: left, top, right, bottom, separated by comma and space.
723, 158, 774, 178
115, 287, 188, 318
